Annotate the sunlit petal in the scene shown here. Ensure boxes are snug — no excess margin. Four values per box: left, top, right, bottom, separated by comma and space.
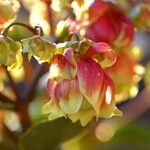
49, 48, 77, 80
77, 58, 104, 114
56, 79, 83, 114
99, 73, 122, 117
85, 42, 116, 67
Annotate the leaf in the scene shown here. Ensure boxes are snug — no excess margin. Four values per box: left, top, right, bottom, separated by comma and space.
19, 118, 86, 150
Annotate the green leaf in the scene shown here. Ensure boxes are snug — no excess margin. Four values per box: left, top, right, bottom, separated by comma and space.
19, 118, 86, 150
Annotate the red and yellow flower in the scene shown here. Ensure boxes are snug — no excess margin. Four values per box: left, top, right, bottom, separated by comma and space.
85, 0, 134, 48
68, 0, 143, 102
0, 36, 22, 70
43, 41, 122, 126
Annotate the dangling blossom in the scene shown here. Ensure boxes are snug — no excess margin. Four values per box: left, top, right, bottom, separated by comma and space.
0, 36, 22, 70
43, 41, 122, 126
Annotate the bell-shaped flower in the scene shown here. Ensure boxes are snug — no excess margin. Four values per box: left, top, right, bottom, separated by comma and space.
21, 35, 56, 63
85, 0, 134, 48
43, 44, 121, 126
69, 0, 134, 48
0, 36, 22, 70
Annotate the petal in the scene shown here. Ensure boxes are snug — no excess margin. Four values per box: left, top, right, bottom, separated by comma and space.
68, 108, 95, 126
49, 48, 77, 80
88, 0, 109, 20
56, 79, 83, 114
99, 73, 122, 117
47, 79, 58, 101
85, 42, 116, 68
42, 100, 64, 120
0, 37, 22, 69
77, 58, 104, 114
47, 78, 83, 115
0, 38, 8, 64
42, 100, 55, 114
7, 52, 23, 70
68, 98, 96, 126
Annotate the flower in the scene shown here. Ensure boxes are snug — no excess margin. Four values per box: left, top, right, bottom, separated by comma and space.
85, 0, 134, 48
68, 0, 142, 102
43, 41, 121, 126
69, 0, 134, 48
0, 36, 22, 70
21, 35, 56, 63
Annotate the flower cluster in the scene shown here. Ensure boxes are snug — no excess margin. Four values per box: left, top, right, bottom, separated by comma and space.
68, 0, 144, 102
42, 40, 122, 126
0, 0, 147, 127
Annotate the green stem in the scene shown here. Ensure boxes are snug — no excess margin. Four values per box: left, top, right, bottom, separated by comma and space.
1, 22, 38, 37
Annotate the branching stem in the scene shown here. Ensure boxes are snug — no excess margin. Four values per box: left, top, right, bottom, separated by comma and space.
1, 22, 38, 37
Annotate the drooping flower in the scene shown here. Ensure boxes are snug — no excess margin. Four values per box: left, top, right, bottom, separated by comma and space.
21, 35, 56, 63
68, 0, 142, 102
85, 0, 134, 48
69, 0, 134, 49
0, 36, 22, 70
43, 42, 122, 126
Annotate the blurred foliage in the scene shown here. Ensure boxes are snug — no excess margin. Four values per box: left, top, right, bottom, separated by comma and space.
19, 118, 87, 150
28, 99, 48, 124
62, 122, 150, 150
0, 133, 17, 150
